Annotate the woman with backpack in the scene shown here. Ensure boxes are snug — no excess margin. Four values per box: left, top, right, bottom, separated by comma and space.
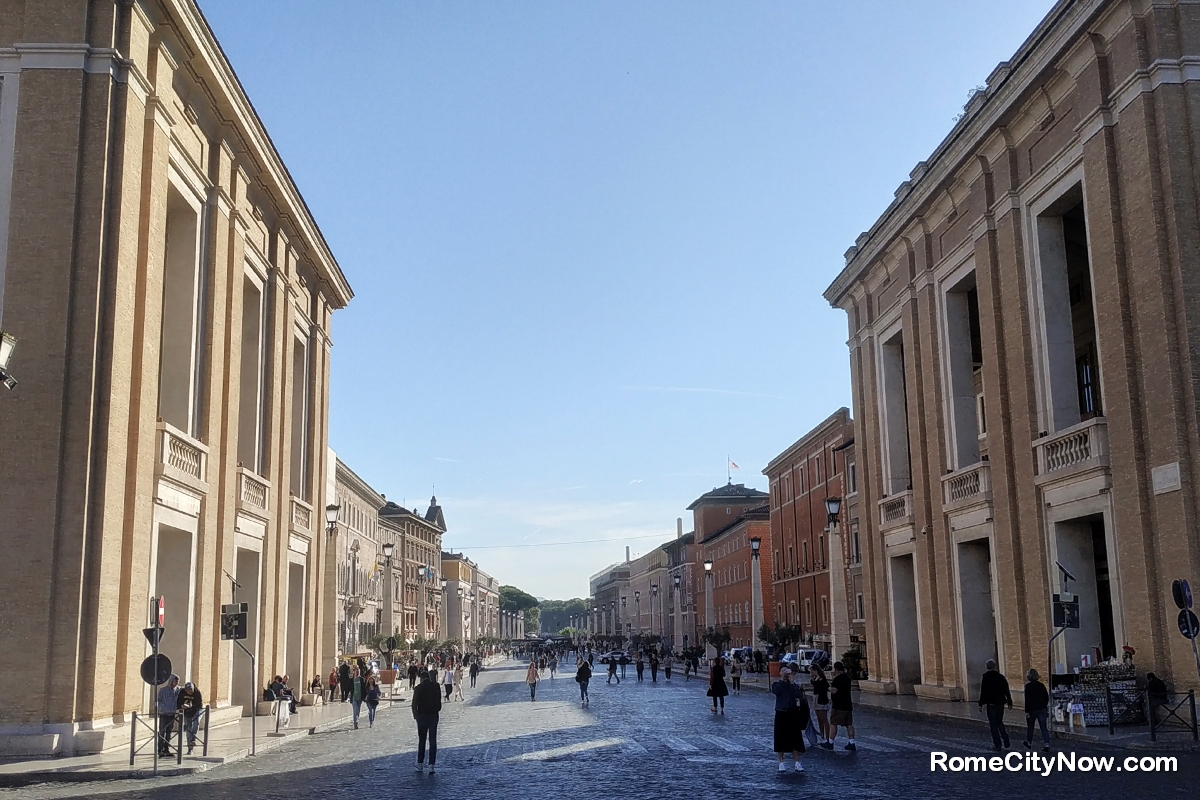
771, 666, 809, 772
575, 657, 592, 706
364, 675, 382, 728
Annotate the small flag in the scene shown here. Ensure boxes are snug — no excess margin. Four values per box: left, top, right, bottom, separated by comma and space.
729, 460, 740, 470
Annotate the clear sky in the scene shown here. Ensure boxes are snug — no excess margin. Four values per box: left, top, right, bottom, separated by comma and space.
200, 0, 1055, 600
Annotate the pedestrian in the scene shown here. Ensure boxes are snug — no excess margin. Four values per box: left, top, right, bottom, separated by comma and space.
576, 658, 592, 706
607, 657, 620, 684
538, 655, 547, 675
156, 674, 180, 756
809, 664, 832, 747
327, 667, 338, 703
412, 669, 441, 774
339, 660, 352, 702
650, 653, 659, 682
350, 666, 367, 729
1021, 668, 1050, 751
730, 659, 742, 695
690, 654, 700, 681
408, 660, 419, 691
365, 676, 381, 728
977, 659, 1013, 751
663, 655, 673, 681
442, 663, 454, 700
771, 666, 808, 772
1147, 671, 1169, 725
526, 661, 541, 701
619, 652, 629, 679
178, 680, 203, 755
469, 659, 480, 689
708, 655, 729, 714
824, 661, 857, 751
549, 655, 558, 679
635, 653, 645, 682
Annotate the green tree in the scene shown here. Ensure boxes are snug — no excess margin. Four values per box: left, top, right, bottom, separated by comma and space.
499, 584, 541, 631
702, 627, 732, 652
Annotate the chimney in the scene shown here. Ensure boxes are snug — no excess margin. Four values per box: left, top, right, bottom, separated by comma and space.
625, 546, 630, 563
677, 517, 683, 539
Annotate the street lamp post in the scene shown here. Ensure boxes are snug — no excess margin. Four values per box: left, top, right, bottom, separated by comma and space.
703, 559, 714, 659
381, 541, 395, 639
824, 495, 849, 661
749, 537, 763, 657
620, 596, 626, 638
672, 573, 682, 652
651, 584, 659, 637
456, 586, 465, 642
416, 564, 428, 640
609, 601, 616, 637
634, 591, 641, 636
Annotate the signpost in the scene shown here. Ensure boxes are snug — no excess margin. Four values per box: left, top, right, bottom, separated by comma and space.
139, 597, 168, 775
222, 585, 256, 755
1172, 579, 1200, 685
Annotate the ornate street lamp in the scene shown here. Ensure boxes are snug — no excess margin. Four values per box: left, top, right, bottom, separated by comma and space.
325, 504, 340, 536
825, 495, 842, 526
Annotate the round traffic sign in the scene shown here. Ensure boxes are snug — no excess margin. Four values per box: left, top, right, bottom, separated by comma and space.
1178, 609, 1200, 640
139, 654, 173, 686
1173, 579, 1194, 610
386, 636, 397, 652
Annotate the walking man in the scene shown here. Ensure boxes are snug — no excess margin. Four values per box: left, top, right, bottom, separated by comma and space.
576, 658, 592, 706
823, 661, 856, 751
412, 669, 442, 774
978, 659, 1013, 751
178, 681, 203, 755
408, 660, 419, 691
607, 657, 620, 684
339, 660, 352, 702
156, 674, 180, 756
1021, 668, 1051, 751
469, 659, 479, 688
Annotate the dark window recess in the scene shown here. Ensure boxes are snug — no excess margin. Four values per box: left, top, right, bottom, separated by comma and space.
1077, 351, 1100, 417
967, 286, 983, 366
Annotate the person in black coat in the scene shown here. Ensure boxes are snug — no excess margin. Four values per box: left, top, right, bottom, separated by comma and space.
575, 659, 592, 706
708, 656, 730, 713
338, 661, 352, 702
977, 659, 1013, 750
1021, 668, 1051, 751
411, 670, 442, 773
408, 660, 419, 690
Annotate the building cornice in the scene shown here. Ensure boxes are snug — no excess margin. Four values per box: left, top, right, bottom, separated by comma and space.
763, 407, 853, 476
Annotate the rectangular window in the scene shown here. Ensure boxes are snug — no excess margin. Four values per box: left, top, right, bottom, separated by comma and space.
821, 595, 829, 625
789, 601, 797, 624
856, 593, 865, 621
818, 534, 825, 569
848, 462, 857, 495
805, 599, 812, 628
802, 542, 809, 572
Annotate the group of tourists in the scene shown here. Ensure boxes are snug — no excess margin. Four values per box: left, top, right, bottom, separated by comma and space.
154, 674, 205, 756
768, 659, 856, 772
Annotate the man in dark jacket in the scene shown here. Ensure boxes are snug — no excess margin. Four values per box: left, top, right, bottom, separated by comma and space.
978, 660, 1013, 750
408, 660, 419, 690
1021, 668, 1050, 751
178, 681, 204, 755
469, 660, 480, 688
338, 661, 352, 702
411, 670, 442, 774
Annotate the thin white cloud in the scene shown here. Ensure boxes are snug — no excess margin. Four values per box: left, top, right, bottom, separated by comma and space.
629, 478, 643, 484
622, 385, 784, 400
435, 456, 460, 463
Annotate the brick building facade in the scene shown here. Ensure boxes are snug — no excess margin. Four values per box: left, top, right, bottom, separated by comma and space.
825, 0, 1200, 698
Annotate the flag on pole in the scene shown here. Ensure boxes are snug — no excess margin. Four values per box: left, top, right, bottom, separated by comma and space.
729, 460, 740, 470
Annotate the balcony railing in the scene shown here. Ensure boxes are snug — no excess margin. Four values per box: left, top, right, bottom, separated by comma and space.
942, 462, 992, 507
878, 490, 913, 530
292, 497, 313, 531
156, 420, 208, 485
238, 468, 270, 514
1035, 417, 1109, 478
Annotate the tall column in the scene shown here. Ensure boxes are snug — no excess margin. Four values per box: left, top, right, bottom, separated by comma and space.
704, 568, 715, 659
417, 572, 427, 639
828, 521, 851, 661
382, 554, 393, 638
673, 580, 682, 651
750, 542, 764, 654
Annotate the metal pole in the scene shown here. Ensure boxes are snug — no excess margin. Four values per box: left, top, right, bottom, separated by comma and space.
129, 711, 137, 765
203, 705, 210, 757
152, 632, 159, 776
176, 711, 183, 764
233, 639, 256, 755
1191, 691, 1197, 742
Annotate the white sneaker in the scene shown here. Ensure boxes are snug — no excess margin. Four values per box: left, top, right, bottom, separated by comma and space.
794, 761, 804, 772
415, 762, 425, 772
778, 762, 788, 772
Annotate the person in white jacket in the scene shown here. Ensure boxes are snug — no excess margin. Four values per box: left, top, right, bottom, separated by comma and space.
442, 663, 455, 700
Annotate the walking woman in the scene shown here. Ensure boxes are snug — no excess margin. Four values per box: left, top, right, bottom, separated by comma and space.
576, 658, 592, 706
350, 666, 366, 729
453, 663, 465, 702
663, 655, 673, 681
708, 655, 730, 714
809, 664, 832, 747
526, 660, 541, 701
635, 653, 645, 682
771, 666, 808, 772
364, 675, 381, 728
730, 659, 742, 695
649, 653, 659, 682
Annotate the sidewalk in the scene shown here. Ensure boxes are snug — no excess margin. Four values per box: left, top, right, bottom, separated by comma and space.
732, 672, 1199, 751
0, 694, 408, 787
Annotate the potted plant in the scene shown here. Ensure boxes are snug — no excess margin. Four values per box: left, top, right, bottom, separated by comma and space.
758, 623, 782, 676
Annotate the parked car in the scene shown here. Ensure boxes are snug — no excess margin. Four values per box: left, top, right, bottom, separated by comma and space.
796, 649, 826, 672
780, 652, 800, 667
598, 651, 629, 664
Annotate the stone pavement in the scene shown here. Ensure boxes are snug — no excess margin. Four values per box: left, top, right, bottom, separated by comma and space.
4, 657, 1197, 799
0, 689, 408, 786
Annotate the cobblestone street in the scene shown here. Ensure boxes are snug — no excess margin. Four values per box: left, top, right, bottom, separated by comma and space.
5, 660, 1197, 799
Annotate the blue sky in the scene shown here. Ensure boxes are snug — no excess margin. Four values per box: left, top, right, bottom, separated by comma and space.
201, 0, 1055, 600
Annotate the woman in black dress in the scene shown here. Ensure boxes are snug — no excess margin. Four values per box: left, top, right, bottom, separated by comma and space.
708, 655, 730, 713
771, 666, 808, 772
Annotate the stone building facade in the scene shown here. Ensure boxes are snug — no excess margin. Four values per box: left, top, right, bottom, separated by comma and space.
380, 498, 444, 642
764, 408, 864, 661
825, 0, 1200, 698
663, 524, 698, 651
625, 546, 669, 640
0, 0, 351, 754
328, 457, 385, 657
